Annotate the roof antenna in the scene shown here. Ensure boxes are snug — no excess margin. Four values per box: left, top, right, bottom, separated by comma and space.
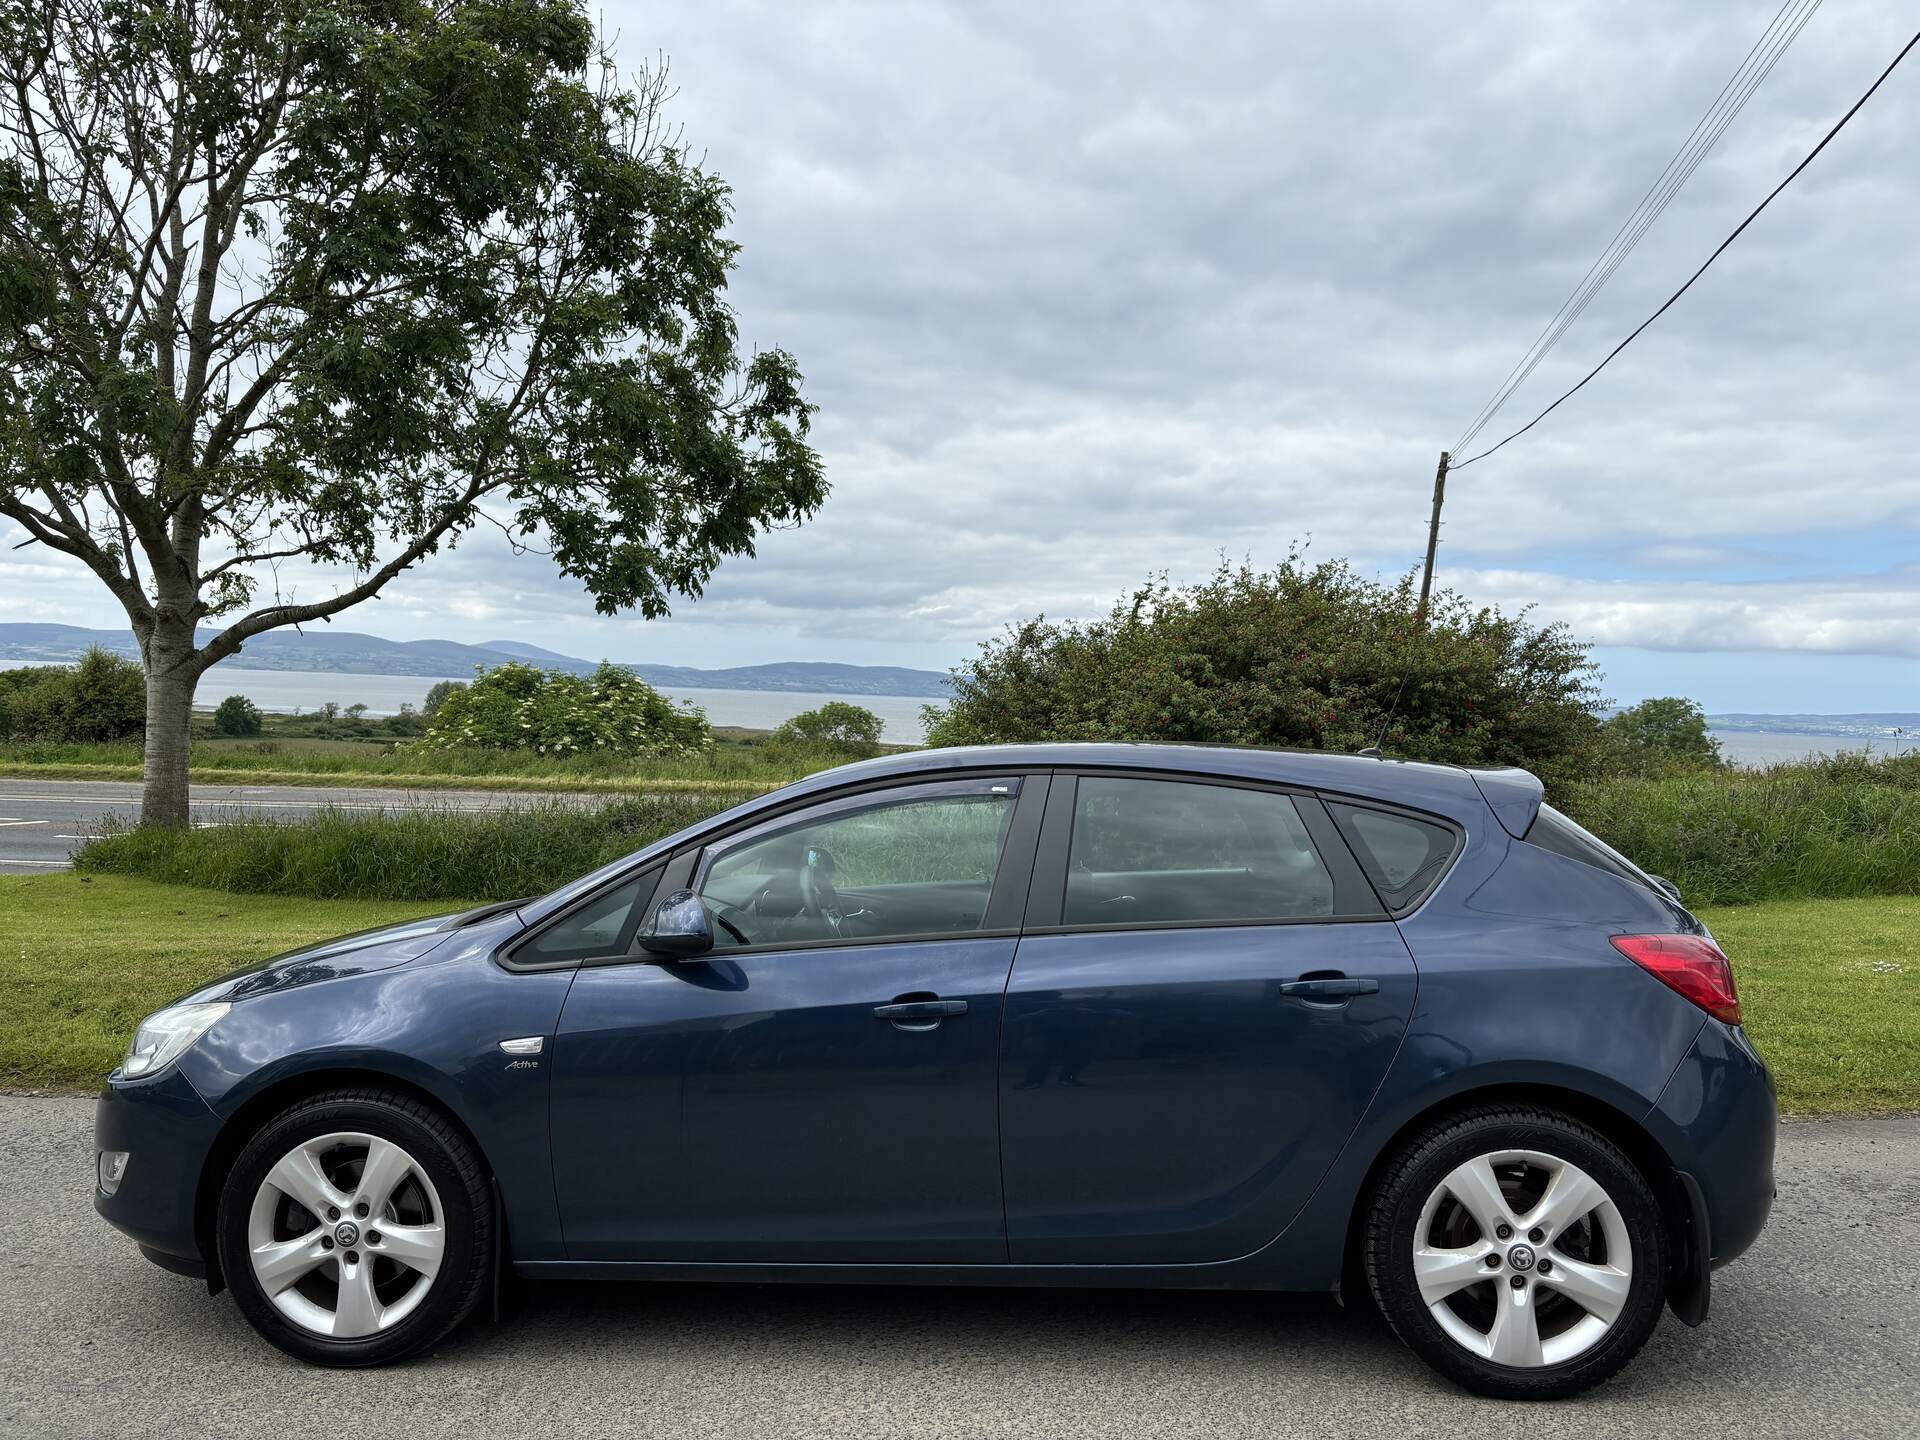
1359, 669, 1408, 759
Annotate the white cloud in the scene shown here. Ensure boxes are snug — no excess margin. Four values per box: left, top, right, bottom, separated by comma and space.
7, 0, 1918, 698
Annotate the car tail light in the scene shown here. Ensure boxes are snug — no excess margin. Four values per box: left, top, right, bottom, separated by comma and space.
1610, 934, 1741, 1024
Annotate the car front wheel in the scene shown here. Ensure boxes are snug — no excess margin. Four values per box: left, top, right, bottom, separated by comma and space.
216, 1087, 493, 1366
1364, 1105, 1669, 1400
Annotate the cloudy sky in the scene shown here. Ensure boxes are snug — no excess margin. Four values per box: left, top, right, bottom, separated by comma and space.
9, 0, 1918, 711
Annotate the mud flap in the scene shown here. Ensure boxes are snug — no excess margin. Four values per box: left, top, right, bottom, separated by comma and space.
1667, 1170, 1711, 1327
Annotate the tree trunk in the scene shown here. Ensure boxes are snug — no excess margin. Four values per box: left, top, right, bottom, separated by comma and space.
140, 628, 200, 829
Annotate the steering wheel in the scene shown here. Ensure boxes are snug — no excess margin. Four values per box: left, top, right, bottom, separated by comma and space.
798, 844, 843, 932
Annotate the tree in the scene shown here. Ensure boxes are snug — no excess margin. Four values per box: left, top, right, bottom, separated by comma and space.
1603, 697, 1722, 773
211, 693, 263, 736
419, 660, 707, 756
422, 680, 466, 717
771, 701, 886, 758
318, 702, 340, 723
0, 1, 824, 826
344, 702, 369, 721
925, 556, 1607, 792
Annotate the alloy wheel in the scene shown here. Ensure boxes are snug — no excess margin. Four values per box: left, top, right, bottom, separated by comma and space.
1412, 1148, 1633, 1368
245, 1131, 446, 1339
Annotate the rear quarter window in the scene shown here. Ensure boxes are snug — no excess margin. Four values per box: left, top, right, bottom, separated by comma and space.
1523, 804, 1655, 891
1324, 801, 1460, 915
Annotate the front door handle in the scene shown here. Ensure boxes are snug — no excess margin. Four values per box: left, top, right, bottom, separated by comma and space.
1280, 976, 1379, 1001
874, 999, 968, 1021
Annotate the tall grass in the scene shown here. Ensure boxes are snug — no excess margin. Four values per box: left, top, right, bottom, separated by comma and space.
69, 753, 1920, 909
1560, 753, 1920, 906
74, 792, 756, 901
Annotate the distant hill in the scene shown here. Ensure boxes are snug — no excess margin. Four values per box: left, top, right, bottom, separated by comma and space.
0, 622, 952, 699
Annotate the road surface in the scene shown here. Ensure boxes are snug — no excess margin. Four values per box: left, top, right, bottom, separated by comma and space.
0, 1097, 1914, 1439
0, 778, 578, 874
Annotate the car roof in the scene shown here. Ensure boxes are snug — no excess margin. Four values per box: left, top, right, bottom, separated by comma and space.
520, 743, 1536, 926
769, 742, 1492, 811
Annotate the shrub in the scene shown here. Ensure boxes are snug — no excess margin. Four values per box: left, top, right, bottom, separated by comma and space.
770, 701, 886, 758
0, 648, 145, 742
212, 694, 265, 737
75, 792, 753, 901
924, 556, 1605, 791
419, 661, 710, 757
423, 679, 466, 716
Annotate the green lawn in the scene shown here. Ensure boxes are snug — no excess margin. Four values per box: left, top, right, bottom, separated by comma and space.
1701, 896, 1920, 1115
1, 875, 467, 1089
3, 875, 1914, 1113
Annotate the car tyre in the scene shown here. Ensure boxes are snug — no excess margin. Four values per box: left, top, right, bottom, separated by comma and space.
1364, 1105, 1668, 1401
216, 1087, 493, 1367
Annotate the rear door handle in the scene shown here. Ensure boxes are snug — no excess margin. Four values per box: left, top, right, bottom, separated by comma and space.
1280, 976, 1379, 1000
874, 999, 968, 1021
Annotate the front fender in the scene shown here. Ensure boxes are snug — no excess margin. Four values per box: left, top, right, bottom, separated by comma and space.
179, 920, 576, 1261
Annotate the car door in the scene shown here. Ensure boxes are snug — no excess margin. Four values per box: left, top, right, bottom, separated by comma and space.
548, 773, 1046, 1263
999, 772, 1424, 1265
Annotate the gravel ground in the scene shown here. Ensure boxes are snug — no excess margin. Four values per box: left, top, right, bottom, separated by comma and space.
2, 1096, 1914, 1439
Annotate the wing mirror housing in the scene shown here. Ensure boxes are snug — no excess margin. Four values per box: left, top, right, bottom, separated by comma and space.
638, 889, 715, 960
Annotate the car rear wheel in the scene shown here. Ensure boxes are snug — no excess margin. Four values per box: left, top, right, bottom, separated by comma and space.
216, 1087, 492, 1367
1364, 1106, 1668, 1400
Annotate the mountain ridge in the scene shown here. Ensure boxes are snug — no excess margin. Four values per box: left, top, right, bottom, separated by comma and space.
0, 623, 953, 698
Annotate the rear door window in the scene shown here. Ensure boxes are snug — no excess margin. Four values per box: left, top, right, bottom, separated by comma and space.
1324, 802, 1459, 915
1063, 777, 1335, 926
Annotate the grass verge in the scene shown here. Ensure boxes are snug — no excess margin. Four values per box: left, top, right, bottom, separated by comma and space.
1700, 896, 1920, 1116
3, 876, 1913, 1112
0, 875, 468, 1089
0, 733, 854, 792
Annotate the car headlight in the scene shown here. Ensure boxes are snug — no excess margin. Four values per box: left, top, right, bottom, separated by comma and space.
120, 1001, 229, 1079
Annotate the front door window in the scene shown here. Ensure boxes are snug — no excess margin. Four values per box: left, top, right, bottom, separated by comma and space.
697, 783, 1020, 947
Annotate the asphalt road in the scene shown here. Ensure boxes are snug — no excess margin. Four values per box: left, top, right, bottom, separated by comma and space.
1, 1098, 1914, 1440
0, 778, 570, 874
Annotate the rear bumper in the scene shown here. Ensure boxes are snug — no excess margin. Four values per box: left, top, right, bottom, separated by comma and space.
93, 1068, 222, 1268
1647, 1020, 1777, 1271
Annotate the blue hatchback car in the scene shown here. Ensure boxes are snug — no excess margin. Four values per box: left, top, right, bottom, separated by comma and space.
94, 744, 1774, 1398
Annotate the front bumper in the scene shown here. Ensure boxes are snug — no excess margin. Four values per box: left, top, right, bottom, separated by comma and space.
93, 1067, 222, 1268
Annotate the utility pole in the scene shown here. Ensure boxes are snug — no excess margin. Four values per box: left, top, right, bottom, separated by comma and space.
1416, 450, 1450, 624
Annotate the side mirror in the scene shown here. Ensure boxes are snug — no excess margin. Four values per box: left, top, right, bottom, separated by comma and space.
638, 889, 715, 960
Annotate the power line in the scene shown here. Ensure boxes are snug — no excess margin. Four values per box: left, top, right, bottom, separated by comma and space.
1453, 0, 1823, 456
1453, 24, 1920, 472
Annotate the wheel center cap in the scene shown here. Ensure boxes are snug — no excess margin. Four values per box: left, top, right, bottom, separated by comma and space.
1507, 1243, 1536, 1271
334, 1220, 360, 1248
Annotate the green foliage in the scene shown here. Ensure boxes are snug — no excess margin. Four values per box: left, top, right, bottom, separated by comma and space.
0, 648, 145, 742
924, 556, 1605, 790
0, 666, 48, 740
1602, 696, 1722, 774
419, 661, 711, 757
423, 681, 466, 716
211, 694, 264, 737
1559, 753, 1920, 906
76, 793, 751, 901
770, 701, 886, 758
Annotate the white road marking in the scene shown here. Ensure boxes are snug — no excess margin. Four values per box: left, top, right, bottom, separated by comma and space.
0, 858, 71, 867
0, 819, 48, 827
